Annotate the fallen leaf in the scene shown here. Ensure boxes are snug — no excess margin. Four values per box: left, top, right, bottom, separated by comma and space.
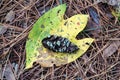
85, 19, 101, 38
89, 63, 97, 74
95, 0, 119, 6
103, 41, 120, 58
3, 64, 16, 80
12, 63, 19, 74
5, 10, 15, 22
0, 24, 7, 34
82, 54, 89, 63
80, 7, 101, 38
26, 4, 94, 68
88, 7, 100, 25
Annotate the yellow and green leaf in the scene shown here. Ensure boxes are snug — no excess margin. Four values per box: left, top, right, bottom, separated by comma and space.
26, 4, 94, 69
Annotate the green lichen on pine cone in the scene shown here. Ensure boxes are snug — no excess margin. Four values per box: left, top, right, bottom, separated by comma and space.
42, 35, 79, 53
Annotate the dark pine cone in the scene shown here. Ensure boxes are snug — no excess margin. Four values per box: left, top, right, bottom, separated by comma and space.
42, 35, 79, 53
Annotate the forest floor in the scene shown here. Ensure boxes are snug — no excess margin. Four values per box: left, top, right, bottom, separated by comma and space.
0, 0, 120, 80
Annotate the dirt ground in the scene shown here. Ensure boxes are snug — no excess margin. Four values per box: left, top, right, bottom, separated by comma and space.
0, 0, 120, 80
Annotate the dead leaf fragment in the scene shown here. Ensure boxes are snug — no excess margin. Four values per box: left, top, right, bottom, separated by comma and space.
3, 64, 16, 80
0, 25, 7, 34
95, 0, 119, 6
12, 63, 19, 74
103, 41, 120, 58
89, 63, 97, 74
5, 10, 15, 22
88, 7, 100, 25
85, 19, 101, 38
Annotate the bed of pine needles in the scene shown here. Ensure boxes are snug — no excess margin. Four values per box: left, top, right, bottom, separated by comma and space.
0, 0, 120, 80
